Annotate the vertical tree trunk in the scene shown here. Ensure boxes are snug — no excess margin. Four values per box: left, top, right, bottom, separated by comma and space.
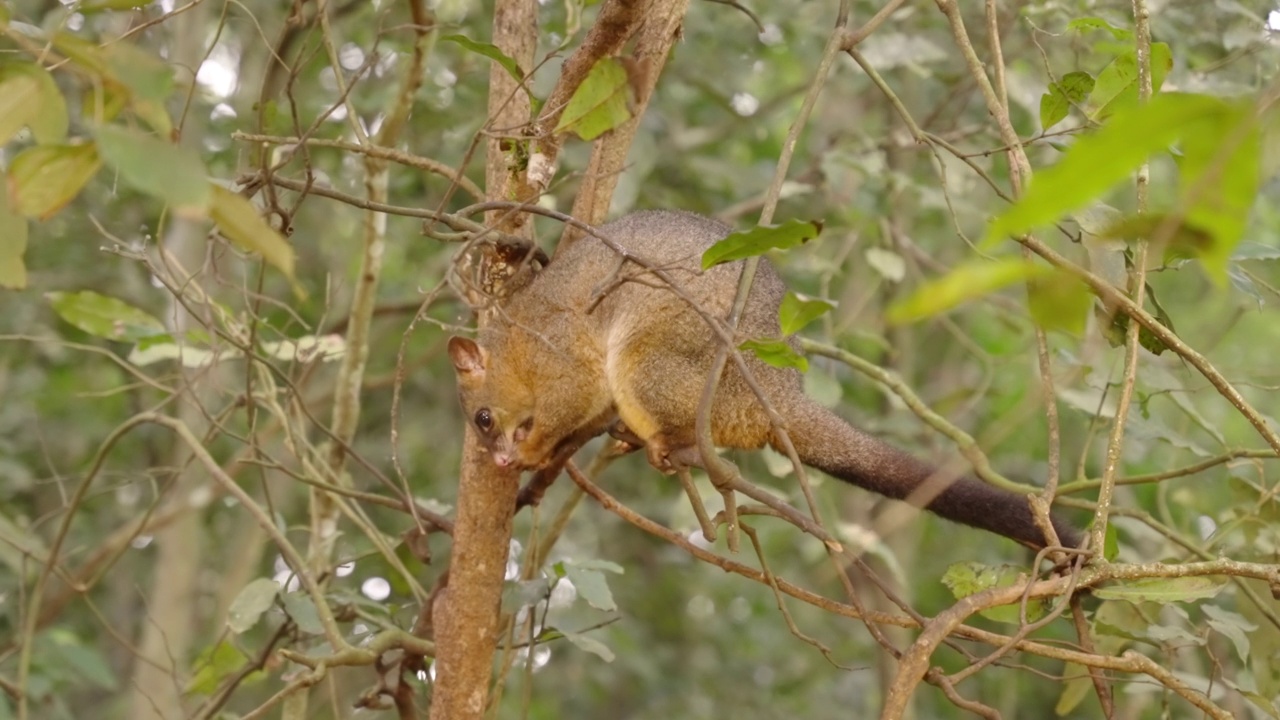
483, 0, 539, 235
127, 218, 210, 720
125, 13, 214, 717
428, 428, 521, 719
429, 2, 536, 718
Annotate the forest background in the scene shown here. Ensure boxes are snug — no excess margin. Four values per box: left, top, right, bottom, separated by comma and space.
2, 0, 1280, 718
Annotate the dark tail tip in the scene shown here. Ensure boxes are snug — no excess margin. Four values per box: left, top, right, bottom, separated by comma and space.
785, 403, 1081, 549
922, 475, 1082, 550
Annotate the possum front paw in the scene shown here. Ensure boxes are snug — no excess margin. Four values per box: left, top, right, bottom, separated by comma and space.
642, 433, 703, 474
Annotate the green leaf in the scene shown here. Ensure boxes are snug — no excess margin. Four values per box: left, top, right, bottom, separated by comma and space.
1093, 575, 1227, 603
779, 292, 835, 335
260, 335, 346, 363
131, 96, 173, 135
1055, 663, 1094, 715
701, 219, 822, 269
1027, 270, 1091, 335
865, 246, 905, 281
1261, 104, 1280, 181
46, 290, 165, 342
563, 564, 616, 612
940, 561, 990, 597
0, 512, 45, 578
1177, 98, 1261, 281
1149, 42, 1174, 98
1073, 203, 1124, 236
1240, 691, 1280, 720
554, 57, 633, 141
1232, 242, 1280, 261
1202, 605, 1257, 664
0, 186, 27, 289
0, 66, 43, 146
740, 338, 808, 372
1103, 522, 1119, 562
28, 66, 69, 145
45, 630, 117, 691
1093, 599, 1149, 640
985, 93, 1228, 245
535, 626, 565, 642
1147, 624, 1203, 646
104, 41, 174, 105
1096, 291, 1172, 355
188, 642, 250, 696
226, 578, 279, 633
1087, 43, 1172, 120
94, 124, 209, 215
568, 558, 624, 574
280, 592, 324, 635
803, 368, 843, 408
1039, 71, 1094, 130
887, 257, 1050, 324
209, 184, 298, 284
83, 80, 130, 125
1098, 212, 1215, 257
441, 34, 523, 82
1095, 306, 1145, 353
127, 338, 223, 368
1066, 17, 1133, 41
1204, 604, 1255, 662
941, 562, 1046, 624
7, 142, 101, 219
51, 32, 111, 76
560, 628, 615, 662
0, 63, 68, 145
501, 577, 553, 613
1228, 264, 1262, 306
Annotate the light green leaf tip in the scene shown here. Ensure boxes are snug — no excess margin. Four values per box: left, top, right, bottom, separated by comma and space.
986, 93, 1227, 248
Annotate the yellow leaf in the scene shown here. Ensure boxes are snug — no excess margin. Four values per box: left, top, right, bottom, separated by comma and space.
0, 70, 42, 146
209, 184, 298, 286
0, 188, 27, 289
8, 143, 102, 219
888, 258, 1051, 324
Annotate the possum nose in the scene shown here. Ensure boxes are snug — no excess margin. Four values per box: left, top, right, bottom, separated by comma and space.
493, 452, 513, 467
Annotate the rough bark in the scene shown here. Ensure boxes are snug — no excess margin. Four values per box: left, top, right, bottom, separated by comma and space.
483, 0, 539, 235
429, 0, 537, 717
428, 428, 521, 719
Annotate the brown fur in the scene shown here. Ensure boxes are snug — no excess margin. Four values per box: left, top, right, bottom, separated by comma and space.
450, 210, 1081, 549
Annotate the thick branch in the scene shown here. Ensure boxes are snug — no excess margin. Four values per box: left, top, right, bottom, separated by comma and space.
562, 0, 691, 245
530, 0, 647, 195
430, 1, 537, 718
483, 0, 538, 234
428, 428, 521, 720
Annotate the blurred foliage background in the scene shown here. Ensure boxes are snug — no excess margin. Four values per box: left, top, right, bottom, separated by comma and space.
2, 0, 1280, 718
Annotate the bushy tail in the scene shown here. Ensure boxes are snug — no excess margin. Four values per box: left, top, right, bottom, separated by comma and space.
780, 402, 1081, 549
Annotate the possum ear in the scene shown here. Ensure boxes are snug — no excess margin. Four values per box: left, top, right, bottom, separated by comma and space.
447, 337, 487, 377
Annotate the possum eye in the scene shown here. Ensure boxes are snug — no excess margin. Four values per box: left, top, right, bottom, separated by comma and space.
514, 417, 533, 443
474, 408, 494, 432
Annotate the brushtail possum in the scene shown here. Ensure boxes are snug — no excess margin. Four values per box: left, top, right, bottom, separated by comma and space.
449, 210, 1081, 549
